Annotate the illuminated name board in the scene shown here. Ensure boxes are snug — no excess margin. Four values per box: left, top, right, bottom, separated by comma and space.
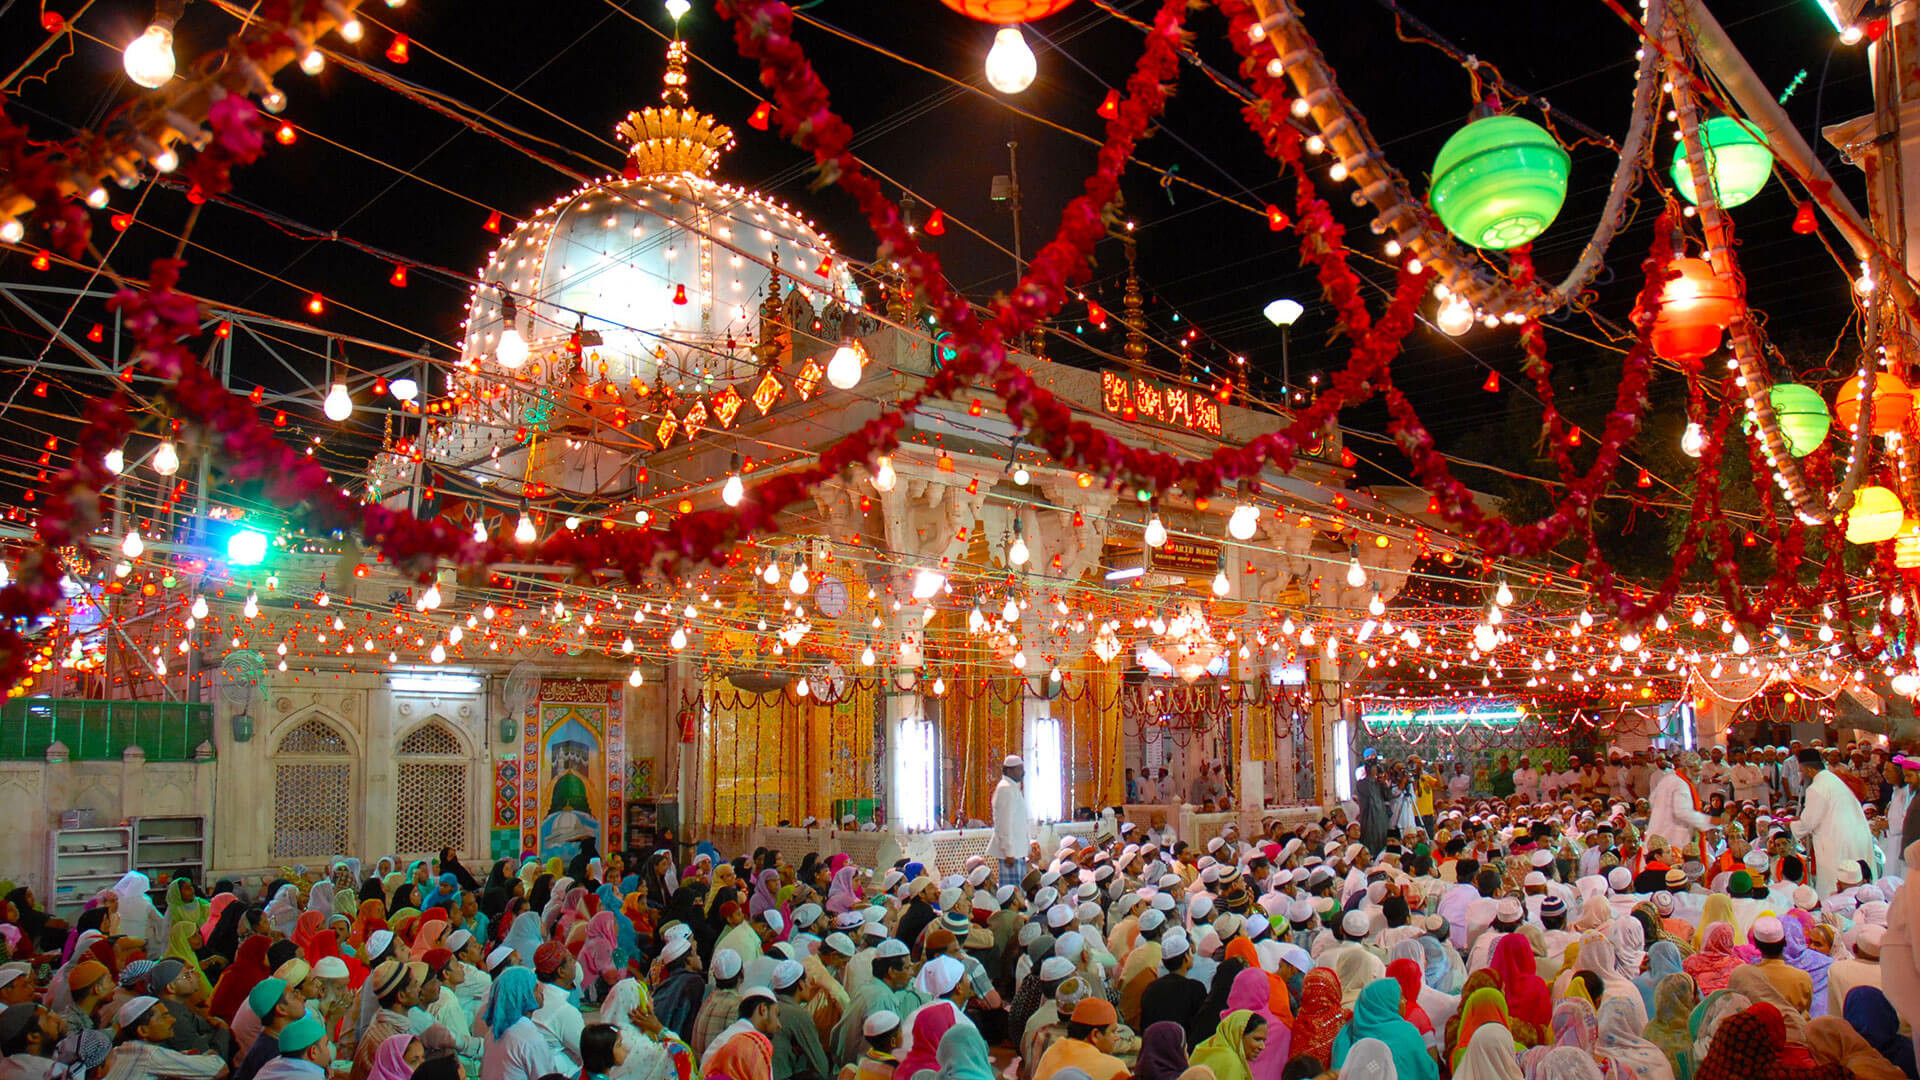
1362, 704, 1527, 728
1101, 372, 1223, 436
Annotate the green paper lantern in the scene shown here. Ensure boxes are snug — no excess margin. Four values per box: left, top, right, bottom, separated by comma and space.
1741, 382, 1830, 458
1672, 117, 1773, 209
1431, 115, 1571, 250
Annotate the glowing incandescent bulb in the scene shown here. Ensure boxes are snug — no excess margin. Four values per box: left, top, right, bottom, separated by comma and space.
762, 562, 782, 585
121, 529, 145, 558
859, 643, 876, 666
1212, 569, 1231, 596
985, 27, 1037, 94
789, 566, 810, 594
629, 668, 645, 687
514, 512, 537, 544
1228, 502, 1259, 540
1495, 579, 1514, 607
1144, 514, 1167, 548
1346, 557, 1366, 588
825, 343, 862, 389
670, 627, 687, 650
871, 456, 897, 492
1008, 533, 1029, 567
1002, 598, 1021, 623
721, 473, 744, 507
1681, 421, 1705, 457
1435, 297, 1476, 337
323, 382, 352, 421
190, 595, 208, 620
123, 23, 176, 89
103, 447, 124, 474
152, 439, 180, 476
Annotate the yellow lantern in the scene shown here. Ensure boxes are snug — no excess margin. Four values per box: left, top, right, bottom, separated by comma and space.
1896, 519, 1920, 569
1845, 485, 1906, 544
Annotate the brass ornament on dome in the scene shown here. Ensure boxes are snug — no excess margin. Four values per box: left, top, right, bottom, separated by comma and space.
616, 40, 736, 179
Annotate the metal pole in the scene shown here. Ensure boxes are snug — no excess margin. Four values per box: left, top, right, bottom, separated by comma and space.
1281, 326, 1291, 393
1007, 141, 1024, 286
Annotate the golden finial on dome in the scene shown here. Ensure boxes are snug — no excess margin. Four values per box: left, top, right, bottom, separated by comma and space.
616, 38, 737, 179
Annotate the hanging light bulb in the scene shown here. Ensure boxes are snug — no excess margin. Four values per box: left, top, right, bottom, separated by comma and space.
1212, 569, 1231, 596
190, 595, 208, 619
1473, 624, 1500, 651
721, 473, 744, 507
794, 677, 811, 698
1346, 557, 1366, 588
429, 643, 446, 663
825, 341, 862, 389
789, 565, 810, 594
494, 285, 529, 369
670, 627, 687, 650
1495, 579, 1514, 607
1008, 523, 1029, 567
121, 529, 145, 558
912, 568, 947, 600
629, 668, 645, 687
984, 27, 1037, 94
1144, 513, 1167, 548
123, 19, 177, 89
243, 592, 259, 618
872, 456, 897, 492
388, 377, 419, 402
514, 511, 537, 544
1435, 296, 1475, 337
418, 583, 441, 610
1681, 421, 1705, 457
323, 381, 352, 421
103, 447, 124, 474
472, 520, 489, 543
763, 561, 782, 586
1368, 593, 1386, 616
859, 643, 876, 666
152, 439, 180, 476
1012, 466, 1031, 486
1010, 649, 1028, 669
1228, 502, 1259, 540
299, 48, 325, 76
1731, 631, 1750, 655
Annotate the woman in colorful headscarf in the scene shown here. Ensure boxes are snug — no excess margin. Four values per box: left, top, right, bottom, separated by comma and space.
1682, 924, 1744, 995
1550, 998, 1598, 1052
1488, 933, 1551, 1029
1779, 917, 1833, 1018
1384, 959, 1434, 1042
1447, 987, 1518, 1072
1418, 932, 1465, 996
1642, 973, 1698, 1080
420, 874, 460, 914
1572, 936, 1645, 1025
347, 898, 388, 952
262, 883, 303, 938
578, 912, 623, 1001
824, 866, 861, 916
1608, 918, 1649, 981
1189, 1010, 1265, 1080
1636, 941, 1685, 1017
1451, 1021, 1524, 1080
747, 869, 782, 921
893, 999, 959, 1080
1594, 995, 1675, 1080
1223, 967, 1287, 1080
1335, 979, 1437, 1080
207, 934, 272, 1022
503, 911, 545, 965
1286, 968, 1346, 1069
1690, 894, 1737, 951
162, 879, 211, 945
1695, 1002, 1845, 1080
1843, 986, 1918, 1079
602, 976, 693, 1080
291, 910, 327, 955
165, 921, 214, 999
1686, 990, 1751, 1073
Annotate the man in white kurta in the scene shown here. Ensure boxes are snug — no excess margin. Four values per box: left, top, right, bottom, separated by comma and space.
1647, 752, 1712, 854
1791, 747, 1878, 895
986, 754, 1032, 887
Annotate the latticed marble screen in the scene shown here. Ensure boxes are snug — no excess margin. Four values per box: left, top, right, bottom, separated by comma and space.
273, 762, 353, 858
396, 761, 468, 855
397, 724, 462, 756
278, 718, 348, 754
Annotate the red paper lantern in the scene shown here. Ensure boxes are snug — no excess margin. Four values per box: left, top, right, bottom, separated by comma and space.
937, 0, 1077, 23
1649, 257, 1740, 362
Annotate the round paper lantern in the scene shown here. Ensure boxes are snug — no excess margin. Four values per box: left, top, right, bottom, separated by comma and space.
938, 0, 1077, 23
1672, 116, 1773, 209
1896, 520, 1920, 568
1845, 485, 1906, 545
1767, 383, 1832, 458
1834, 372, 1913, 434
1431, 115, 1571, 250
1650, 257, 1740, 362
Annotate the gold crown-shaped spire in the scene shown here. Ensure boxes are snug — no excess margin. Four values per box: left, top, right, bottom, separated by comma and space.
616, 40, 736, 178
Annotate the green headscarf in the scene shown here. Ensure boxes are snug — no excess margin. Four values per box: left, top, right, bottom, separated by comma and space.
1334, 978, 1438, 1080
163, 880, 210, 940
1190, 1009, 1259, 1080
934, 1020, 997, 1080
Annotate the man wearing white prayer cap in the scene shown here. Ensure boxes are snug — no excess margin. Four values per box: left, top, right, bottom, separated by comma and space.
988, 754, 1033, 888
1750, 915, 1814, 1013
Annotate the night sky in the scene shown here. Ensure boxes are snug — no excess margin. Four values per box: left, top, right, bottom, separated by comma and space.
0, 0, 1875, 495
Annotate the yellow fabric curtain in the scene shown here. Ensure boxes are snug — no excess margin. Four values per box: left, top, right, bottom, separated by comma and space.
942, 675, 1023, 826
1058, 659, 1122, 811
699, 677, 878, 826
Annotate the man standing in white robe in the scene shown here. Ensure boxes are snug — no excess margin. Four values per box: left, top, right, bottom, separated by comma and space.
1791, 746, 1878, 895
987, 754, 1032, 888
1647, 752, 1712, 855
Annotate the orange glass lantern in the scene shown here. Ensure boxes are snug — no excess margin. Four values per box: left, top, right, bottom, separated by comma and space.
938, 0, 1077, 22
1834, 372, 1913, 434
1650, 257, 1741, 362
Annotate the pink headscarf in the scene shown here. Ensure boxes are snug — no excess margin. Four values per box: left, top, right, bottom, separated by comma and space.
366, 1034, 417, 1080
825, 866, 861, 915
578, 911, 621, 981
895, 1001, 958, 1080
1225, 966, 1290, 1080
203, 893, 239, 944
749, 869, 781, 919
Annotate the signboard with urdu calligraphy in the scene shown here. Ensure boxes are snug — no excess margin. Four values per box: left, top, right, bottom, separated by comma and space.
1101, 372, 1224, 436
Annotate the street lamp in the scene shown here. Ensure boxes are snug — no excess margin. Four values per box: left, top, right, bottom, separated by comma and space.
1264, 298, 1304, 390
